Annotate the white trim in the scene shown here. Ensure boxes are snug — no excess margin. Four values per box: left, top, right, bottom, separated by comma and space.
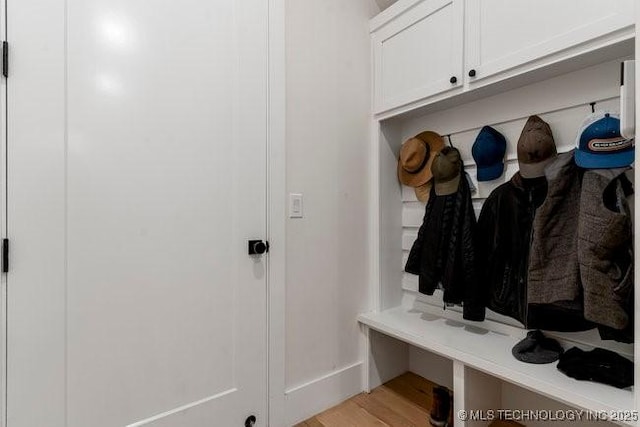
360, 325, 371, 393
369, 120, 381, 314
370, 0, 424, 32
1, 0, 7, 423
452, 361, 465, 427
266, 0, 286, 425
125, 389, 237, 427
284, 362, 364, 426
284, 362, 362, 395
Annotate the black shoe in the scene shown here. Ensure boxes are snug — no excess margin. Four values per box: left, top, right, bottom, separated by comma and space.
429, 386, 450, 427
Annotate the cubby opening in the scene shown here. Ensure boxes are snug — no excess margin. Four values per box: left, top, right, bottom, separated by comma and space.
463, 366, 621, 427
367, 329, 454, 391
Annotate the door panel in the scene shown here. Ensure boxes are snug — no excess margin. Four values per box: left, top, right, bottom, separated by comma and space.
373, 0, 463, 114
466, 0, 634, 82
8, 0, 268, 426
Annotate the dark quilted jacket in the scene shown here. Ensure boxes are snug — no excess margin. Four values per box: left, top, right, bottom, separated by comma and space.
405, 172, 484, 321
476, 172, 546, 326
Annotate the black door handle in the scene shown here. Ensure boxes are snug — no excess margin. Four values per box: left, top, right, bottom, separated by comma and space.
468, 69, 476, 77
248, 240, 269, 255
449, 76, 457, 84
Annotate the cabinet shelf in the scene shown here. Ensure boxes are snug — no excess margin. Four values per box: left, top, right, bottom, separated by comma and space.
358, 305, 634, 420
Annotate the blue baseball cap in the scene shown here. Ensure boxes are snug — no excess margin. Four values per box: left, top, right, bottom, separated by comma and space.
574, 112, 634, 169
472, 126, 507, 181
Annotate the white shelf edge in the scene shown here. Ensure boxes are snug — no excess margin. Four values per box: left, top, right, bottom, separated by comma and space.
358, 306, 635, 423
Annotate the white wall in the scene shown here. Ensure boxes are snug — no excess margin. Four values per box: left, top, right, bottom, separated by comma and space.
284, 0, 380, 423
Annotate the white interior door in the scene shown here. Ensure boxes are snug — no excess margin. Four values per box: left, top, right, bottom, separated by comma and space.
6, 0, 268, 426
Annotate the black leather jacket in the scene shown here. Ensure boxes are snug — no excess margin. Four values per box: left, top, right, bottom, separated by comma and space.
405, 174, 484, 321
476, 173, 546, 326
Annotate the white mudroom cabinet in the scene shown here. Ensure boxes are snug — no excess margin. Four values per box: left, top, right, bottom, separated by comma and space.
372, 0, 635, 117
361, 0, 640, 426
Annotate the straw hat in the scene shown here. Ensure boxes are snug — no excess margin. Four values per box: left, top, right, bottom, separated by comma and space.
397, 131, 445, 188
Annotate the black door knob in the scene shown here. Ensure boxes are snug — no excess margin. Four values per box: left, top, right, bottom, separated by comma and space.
248, 240, 269, 255
468, 69, 476, 77
245, 415, 256, 427
449, 76, 457, 84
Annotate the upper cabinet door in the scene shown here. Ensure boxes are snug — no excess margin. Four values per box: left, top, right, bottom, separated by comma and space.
372, 0, 463, 115
465, 0, 635, 84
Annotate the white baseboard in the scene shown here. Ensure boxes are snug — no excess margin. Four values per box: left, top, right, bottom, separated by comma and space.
284, 362, 363, 426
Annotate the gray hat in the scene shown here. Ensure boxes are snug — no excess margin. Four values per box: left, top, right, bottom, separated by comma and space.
512, 330, 563, 364
517, 115, 558, 178
432, 147, 462, 196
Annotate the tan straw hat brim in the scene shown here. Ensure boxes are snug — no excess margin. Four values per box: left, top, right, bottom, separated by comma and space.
414, 181, 432, 203
397, 131, 445, 187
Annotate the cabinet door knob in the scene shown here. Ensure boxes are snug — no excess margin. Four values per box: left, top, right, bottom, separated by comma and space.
449, 76, 457, 84
468, 69, 476, 77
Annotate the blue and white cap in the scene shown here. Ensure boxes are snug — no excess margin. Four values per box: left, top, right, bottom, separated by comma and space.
574, 111, 634, 169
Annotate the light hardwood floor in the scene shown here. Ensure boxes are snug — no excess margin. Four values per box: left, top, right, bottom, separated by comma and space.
294, 372, 441, 427
294, 372, 522, 427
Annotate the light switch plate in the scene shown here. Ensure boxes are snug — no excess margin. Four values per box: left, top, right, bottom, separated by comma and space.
289, 193, 303, 218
